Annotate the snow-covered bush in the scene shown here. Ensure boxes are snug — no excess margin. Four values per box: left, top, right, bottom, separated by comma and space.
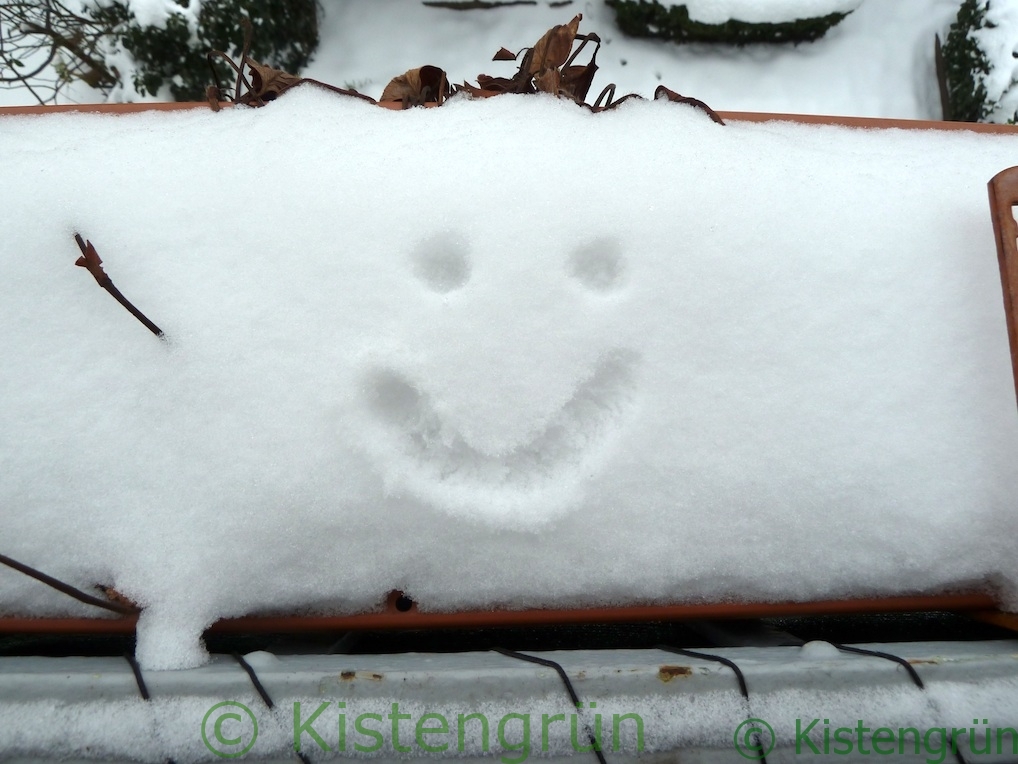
605, 0, 862, 45
93, 0, 320, 101
0, 0, 319, 103
942, 0, 1018, 123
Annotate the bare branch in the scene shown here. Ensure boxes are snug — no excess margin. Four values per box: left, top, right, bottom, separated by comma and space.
0, 0, 117, 104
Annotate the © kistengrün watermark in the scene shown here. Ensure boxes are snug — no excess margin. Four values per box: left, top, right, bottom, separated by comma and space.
201, 700, 645, 761
201, 701, 259, 759
733, 717, 1018, 763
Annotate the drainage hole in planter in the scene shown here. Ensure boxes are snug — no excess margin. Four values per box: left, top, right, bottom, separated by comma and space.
395, 594, 415, 612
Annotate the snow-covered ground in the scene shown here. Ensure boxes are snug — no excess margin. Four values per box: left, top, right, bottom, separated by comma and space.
0, 0, 968, 119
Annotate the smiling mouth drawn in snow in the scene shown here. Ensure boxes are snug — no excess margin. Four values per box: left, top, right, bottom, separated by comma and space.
360, 348, 639, 522
356, 234, 639, 524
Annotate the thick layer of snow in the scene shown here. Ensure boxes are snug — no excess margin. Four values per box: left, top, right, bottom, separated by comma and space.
1, 91, 1018, 669
672, 0, 862, 25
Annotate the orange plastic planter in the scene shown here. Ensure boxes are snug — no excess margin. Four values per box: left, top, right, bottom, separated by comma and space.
0, 591, 999, 636
0, 99, 1015, 637
988, 166, 1018, 407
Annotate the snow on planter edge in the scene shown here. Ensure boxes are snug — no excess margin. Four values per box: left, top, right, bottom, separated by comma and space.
1, 89, 1017, 670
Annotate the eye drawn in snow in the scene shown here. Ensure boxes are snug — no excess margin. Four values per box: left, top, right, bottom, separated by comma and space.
568, 236, 627, 292
411, 231, 472, 293
361, 347, 640, 522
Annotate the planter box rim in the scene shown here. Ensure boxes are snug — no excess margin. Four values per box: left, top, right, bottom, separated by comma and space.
0, 590, 999, 636
3, 100, 1018, 134
3, 95, 1016, 640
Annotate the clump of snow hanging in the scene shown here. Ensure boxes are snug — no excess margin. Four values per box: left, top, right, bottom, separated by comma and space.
969, 0, 1018, 122
2, 90, 1018, 670
672, 0, 863, 25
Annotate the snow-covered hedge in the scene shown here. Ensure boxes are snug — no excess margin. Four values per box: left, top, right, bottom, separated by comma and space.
92, 0, 319, 101
942, 0, 1018, 123
605, 0, 862, 45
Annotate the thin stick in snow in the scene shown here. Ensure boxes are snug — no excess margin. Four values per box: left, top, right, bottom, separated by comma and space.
73, 233, 165, 339
0, 553, 139, 615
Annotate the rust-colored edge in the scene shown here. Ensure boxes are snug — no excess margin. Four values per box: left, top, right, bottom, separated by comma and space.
0, 99, 1011, 634
718, 111, 1018, 133
0, 592, 998, 635
988, 167, 1018, 408
4, 100, 1018, 134
0, 101, 228, 115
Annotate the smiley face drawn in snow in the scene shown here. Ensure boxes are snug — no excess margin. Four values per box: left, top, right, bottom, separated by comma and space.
356, 232, 640, 524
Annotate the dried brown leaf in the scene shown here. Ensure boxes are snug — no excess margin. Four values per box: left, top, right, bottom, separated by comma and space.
493, 47, 518, 61
243, 59, 302, 103
475, 74, 510, 92
380, 65, 449, 105
560, 63, 597, 101
534, 67, 561, 95
530, 13, 581, 75
476, 72, 534, 94
419, 65, 449, 103
381, 68, 421, 102
458, 81, 500, 97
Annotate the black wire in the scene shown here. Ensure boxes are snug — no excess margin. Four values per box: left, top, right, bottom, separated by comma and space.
232, 652, 274, 708
125, 653, 150, 700
833, 643, 966, 764
656, 645, 750, 698
125, 653, 176, 764
493, 647, 607, 764
232, 653, 312, 764
657, 644, 767, 764
833, 644, 924, 688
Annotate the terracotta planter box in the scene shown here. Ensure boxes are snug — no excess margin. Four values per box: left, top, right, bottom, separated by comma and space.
1, 98, 1017, 647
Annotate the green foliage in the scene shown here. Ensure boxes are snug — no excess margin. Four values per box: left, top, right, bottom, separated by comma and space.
941, 0, 992, 122
96, 0, 320, 101
605, 0, 851, 45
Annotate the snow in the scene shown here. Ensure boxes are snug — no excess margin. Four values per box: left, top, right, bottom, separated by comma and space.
2, 89, 1018, 670
115, 0, 200, 30
302, 0, 963, 120
0, 1, 964, 119
970, 0, 1018, 122
672, 0, 862, 25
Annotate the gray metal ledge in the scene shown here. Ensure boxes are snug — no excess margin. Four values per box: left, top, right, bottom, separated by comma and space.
1, 641, 1016, 762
